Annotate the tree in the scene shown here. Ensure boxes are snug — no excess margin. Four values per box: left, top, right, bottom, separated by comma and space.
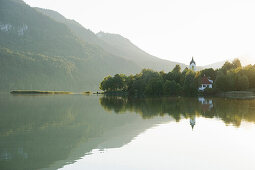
100, 76, 112, 91
236, 74, 249, 91
183, 70, 196, 96
221, 59, 241, 74
141, 69, 159, 83
200, 68, 216, 81
243, 65, 255, 88
232, 58, 242, 69
172, 65, 181, 73
163, 80, 181, 95
171, 65, 182, 84
226, 71, 236, 91
100, 58, 253, 96
130, 78, 146, 95
215, 72, 228, 91
113, 74, 126, 91
145, 78, 163, 95
222, 61, 234, 73
180, 67, 189, 86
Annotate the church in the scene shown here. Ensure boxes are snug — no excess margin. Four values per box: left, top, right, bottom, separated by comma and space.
189, 57, 196, 71
189, 57, 213, 91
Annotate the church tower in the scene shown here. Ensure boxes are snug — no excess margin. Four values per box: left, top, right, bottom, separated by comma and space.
189, 57, 196, 71
190, 116, 196, 130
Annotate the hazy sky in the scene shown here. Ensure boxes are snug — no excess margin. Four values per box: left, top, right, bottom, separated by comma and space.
24, 0, 255, 66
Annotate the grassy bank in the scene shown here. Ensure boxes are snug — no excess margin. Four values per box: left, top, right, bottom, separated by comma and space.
218, 91, 255, 99
10, 90, 72, 94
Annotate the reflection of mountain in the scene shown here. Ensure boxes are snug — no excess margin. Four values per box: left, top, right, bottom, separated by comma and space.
48, 116, 171, 170
1, 95, 255, 170
100, 96, 255, 127
0, 94, 171, 170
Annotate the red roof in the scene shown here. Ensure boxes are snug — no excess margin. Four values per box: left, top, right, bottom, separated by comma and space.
201, 76, 212, 84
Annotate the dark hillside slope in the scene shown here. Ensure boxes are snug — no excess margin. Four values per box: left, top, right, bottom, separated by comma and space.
0, 0, 141, 91
97, 32, 186, 71
35, 8, 186, 72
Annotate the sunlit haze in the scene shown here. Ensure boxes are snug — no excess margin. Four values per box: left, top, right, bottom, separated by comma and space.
24, 0, 255, 66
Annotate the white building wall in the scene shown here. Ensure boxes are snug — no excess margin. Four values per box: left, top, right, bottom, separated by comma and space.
198, 84, 213, 91
189, 63, 196, 71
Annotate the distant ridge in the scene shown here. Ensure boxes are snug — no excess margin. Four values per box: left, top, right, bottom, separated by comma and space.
203, 60, 227, 69
0, 0, 141, 91
203, 57, 255, 70
35, 8, 187, 72
2, 0, 251, 92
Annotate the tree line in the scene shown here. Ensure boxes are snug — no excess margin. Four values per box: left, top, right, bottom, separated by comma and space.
100, 59, 254, 96
99, 96, 255, 126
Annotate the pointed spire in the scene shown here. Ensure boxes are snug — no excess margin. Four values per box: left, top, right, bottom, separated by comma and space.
190, 57, 196, 65
190, 117, 196, 131
191, 124, 194, 130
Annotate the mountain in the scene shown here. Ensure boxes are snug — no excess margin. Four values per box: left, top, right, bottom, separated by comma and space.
0, 0, 188, 92
203, 60, 227, 70
96, 32, 187, 71
35, 8, 186, 72
203, 56, 255, 70
0, 94, 171, 169
1, 0, 253, 92
0, 0, 141, 91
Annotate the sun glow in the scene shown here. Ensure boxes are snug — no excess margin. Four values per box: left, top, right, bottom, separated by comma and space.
23, 0, 255, 65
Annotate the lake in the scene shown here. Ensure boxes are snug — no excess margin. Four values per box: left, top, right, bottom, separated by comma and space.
1, 94, 255, 170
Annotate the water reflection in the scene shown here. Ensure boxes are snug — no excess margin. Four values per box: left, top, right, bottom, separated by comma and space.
1, 94, 255, 170
0, 95, 169, 170
100, 96, 255, 127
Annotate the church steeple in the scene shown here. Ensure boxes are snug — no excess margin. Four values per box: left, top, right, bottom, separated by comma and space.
189, 57, 196, 71
190, 57, 196, 65
190, 116, 196, 130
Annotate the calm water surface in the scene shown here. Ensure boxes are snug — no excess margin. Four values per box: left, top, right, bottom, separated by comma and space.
1, 94, 255, 170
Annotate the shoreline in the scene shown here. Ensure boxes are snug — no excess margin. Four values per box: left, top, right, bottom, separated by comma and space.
216, 91, 255, 99
9, 90, 104, 95
10, 90, 73, 95
8, 90, 255, 99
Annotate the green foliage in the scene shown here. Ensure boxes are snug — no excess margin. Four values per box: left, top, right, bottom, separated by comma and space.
236, 74, 249, 91
100, 58, 255, 96
100, 74, 127, 92
215, 72, 228, 91
215, 59, 252, 92
101, 66, 195, 96
2, 0, 254, 93
183, 70, 197, 96
203, 87, 217, 96
200, 68, 216, 81
221, 59, 242, 74
145, 78, 163, 96
232, 58, 242, 68
243, 65, 255, 88
163, 80, 181, 95
100, 96, 255, 127
0, 0, 142, 91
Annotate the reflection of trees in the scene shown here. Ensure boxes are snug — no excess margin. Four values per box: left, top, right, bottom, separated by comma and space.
100, 96, 255, 127
212, 99, 255, 127
1, 95, 255, 170
100, 97, 200, 120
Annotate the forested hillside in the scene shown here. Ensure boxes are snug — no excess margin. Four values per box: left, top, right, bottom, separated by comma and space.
35, 8, 186, 71
0, 0, 141, 91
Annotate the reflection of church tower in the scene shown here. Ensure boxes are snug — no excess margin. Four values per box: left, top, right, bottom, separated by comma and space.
190, 116, 196, 130
189, 57, 196, 71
